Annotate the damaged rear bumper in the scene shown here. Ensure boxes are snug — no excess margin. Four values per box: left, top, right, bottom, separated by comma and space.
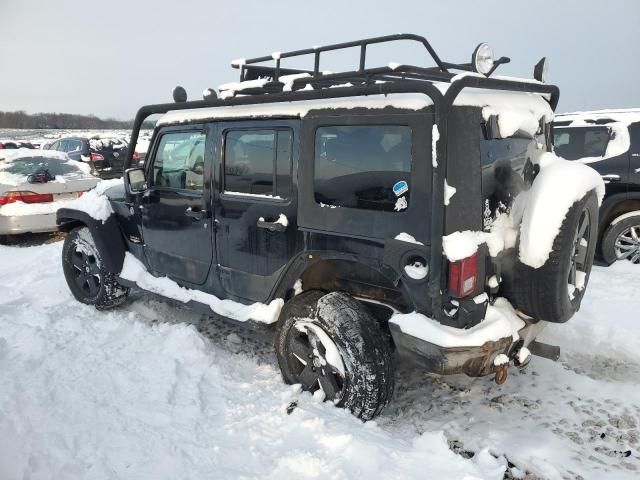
389, 319, 547, 377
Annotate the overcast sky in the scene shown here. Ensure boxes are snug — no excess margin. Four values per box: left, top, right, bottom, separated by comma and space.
1, 0, 639, 119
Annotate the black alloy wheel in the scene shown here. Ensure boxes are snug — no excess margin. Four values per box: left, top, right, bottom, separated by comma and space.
284, 321, 346, 401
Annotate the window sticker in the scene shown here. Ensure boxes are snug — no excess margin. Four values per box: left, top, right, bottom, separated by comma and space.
392, 180, 409, 197
394, 196, 408, 212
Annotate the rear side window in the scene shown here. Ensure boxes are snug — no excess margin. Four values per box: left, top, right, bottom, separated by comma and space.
151, 131, 206, 191
224, 129, 292, 198
554, 126, 610, 160
314, 125, 412, 211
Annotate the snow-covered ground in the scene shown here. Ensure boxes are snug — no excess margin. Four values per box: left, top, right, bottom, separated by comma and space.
0, 241, 638, 479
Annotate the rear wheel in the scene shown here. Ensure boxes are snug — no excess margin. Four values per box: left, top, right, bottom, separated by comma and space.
274, 291, 394, 420
502, 190, 599, 323
601, 213, 640, 265
62, 226, 129, 309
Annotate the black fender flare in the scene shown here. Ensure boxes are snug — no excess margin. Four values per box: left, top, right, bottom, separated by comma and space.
57, 208, 127, 273
270, 247, 423, 313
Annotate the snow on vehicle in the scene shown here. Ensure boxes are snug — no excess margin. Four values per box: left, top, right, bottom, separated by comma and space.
56, 34, 604, 419
553, 109, 640, 264
0, 149, 99, 236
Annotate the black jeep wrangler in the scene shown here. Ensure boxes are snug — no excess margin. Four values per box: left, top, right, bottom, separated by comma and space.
553, 110, 640, 265
57, 34, 602, 420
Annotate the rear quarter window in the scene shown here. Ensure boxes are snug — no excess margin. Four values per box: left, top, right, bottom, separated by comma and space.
314, 125, 412, 212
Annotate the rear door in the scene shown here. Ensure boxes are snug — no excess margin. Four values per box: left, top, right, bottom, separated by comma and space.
139, 125, 213, 285
214, 120, 299, 302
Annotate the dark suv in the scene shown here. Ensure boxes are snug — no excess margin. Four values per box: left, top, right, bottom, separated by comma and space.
553, 110, 640, 265
46, 136, 130, 179
56, 34, 603, 419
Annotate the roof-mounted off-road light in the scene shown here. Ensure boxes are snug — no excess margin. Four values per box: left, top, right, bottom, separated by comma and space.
172, 86, 188, 103
472, 43, 494, 76
534, 57, 548, 83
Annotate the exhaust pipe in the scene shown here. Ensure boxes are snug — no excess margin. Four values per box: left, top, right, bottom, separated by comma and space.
528, 341, 561, 362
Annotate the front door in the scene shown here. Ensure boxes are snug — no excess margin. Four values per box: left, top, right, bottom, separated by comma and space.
214, 120, 299, 302
140, 126, 213, 285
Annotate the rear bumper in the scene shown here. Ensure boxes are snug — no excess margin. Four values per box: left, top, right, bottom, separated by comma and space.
0, 213, 59, 235
389, 320, 546, 377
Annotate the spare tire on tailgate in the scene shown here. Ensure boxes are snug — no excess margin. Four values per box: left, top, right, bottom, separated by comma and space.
501, 190, 599, 323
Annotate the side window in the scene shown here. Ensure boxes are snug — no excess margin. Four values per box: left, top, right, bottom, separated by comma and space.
67, 139, 83, 152
314, 125, 412, 211
151, 131, 206, 191
224, 128, 292, 198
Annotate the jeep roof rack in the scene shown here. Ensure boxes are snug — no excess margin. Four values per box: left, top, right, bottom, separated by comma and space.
228, 33, 512, 96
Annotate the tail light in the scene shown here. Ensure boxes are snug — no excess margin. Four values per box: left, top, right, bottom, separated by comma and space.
448, 252, 479, 297
76, 191, 85, 197
0, 143, 4, 149
0, 191, 54, 205
91, 152, 104, 161
133, 151, 140, 160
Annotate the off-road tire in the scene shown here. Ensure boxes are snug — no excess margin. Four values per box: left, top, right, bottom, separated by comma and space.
275, 290, 394, 420
502, 190, 599, 323
62, 226, 129, 310
601, 213, 640, 265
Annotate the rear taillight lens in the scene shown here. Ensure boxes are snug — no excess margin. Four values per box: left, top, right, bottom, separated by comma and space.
0, 143, 4, 149
448, 252, 479, 297
0, 191, 54, 205
91, 152, 104, 161
77, 191, 85, 197
133, 151, 140, 160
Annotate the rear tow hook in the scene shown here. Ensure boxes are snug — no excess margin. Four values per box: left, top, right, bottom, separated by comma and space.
493, 364, 508, 385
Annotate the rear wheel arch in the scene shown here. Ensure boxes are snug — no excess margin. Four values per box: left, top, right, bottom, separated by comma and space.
272, 254, 410, 313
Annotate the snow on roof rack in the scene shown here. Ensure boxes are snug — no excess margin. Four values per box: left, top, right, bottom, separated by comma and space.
225, 33, 512, 98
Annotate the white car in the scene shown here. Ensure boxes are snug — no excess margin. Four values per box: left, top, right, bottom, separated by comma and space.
0, 149, 99, 236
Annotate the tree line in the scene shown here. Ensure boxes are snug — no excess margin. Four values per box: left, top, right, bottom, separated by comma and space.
0, 110, 155, 130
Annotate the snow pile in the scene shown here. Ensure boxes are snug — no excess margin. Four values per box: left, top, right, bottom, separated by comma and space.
390, 297, 525, 348
279, 73, 311, 91
63, 178, 122, 223
443, 213, 518, 262
394, 232, 424, 245
444, 179, 457, 205
120, 253, 284, 324
0, 242, 501, 480
0, 148, 90, 186
518, 153, 605, 268
404, 261, 428, 280
158, 93, 435, 125
431, 124, 439, 168
218, 78, 270, 99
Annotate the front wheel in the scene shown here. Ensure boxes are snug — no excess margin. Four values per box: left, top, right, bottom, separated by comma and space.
62, 226, 129, 309
274, 291, 394, 420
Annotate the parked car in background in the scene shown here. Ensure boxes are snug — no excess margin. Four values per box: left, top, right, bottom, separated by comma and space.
0, 141, 36, 149
45, 135, 134, 179
0, 149, 99, 238
554, 109, 640, 264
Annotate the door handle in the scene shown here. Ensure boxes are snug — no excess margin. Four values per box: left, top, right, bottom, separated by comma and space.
185, 206, 208, 221
601, 174, 620, 183
257, 217, 286, 232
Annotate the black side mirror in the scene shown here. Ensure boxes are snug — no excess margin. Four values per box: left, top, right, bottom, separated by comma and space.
125, 167, 147, 194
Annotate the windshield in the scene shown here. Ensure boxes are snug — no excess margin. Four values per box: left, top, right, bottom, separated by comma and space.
1, 155, 83, 176
553, 126, 610, 160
